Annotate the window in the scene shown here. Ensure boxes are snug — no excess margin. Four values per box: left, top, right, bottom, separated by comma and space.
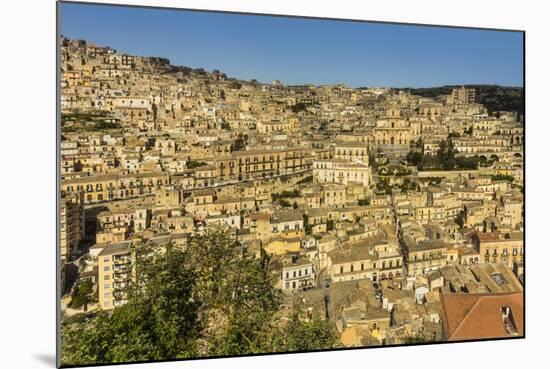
340, 266, 344, 274
103, 266, 110, 271
104, 275, 110, 280
104, 284, 111, 289
491, 272, 508, 286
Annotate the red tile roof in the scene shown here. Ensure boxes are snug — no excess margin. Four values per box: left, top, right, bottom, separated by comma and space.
440, 292, 524, 341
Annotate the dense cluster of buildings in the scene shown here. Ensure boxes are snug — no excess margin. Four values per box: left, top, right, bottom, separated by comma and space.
60, 37, 524, 346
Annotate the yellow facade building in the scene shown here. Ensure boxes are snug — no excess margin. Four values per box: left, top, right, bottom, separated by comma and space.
98, 241, 132, 310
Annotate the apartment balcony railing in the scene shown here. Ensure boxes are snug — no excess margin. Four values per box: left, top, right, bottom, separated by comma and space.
113, 265, 131, 273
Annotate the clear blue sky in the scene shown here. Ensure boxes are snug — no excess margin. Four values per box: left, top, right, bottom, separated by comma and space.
60, 2, 524, 88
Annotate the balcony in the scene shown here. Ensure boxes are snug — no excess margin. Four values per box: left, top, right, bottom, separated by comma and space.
113, 281, 129, 289
378, 264, 402, 272
113, 290, 128, 299
114, 273, 131, 282
113, 265, 131, 273
113, 255, 131, 263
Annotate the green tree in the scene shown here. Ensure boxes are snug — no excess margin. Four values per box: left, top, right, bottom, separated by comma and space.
69, 279, 93, 309
275, 314, 339, 352
186, 227, 241, 311
186, 160, 207, 169
231, 134, 248, 151
152, 103, 158, 121
406, 151, 423, 167
61, 227, 340, 365
62, 245, 201, 365
290, 102, 308, 113
272, 189, 301, 201
491, 174, 514, 183
207, 256, 281, 355
61, 311, 115, 365
454, 214, 464, 228
404, 335, 427, 344
186, 227, 282, 355
303, 214, 313, 235
279, 199, 291, 207
456, 156, 479, 170
357, 198, 370, 206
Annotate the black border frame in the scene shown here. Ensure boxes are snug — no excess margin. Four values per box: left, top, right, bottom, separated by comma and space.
56, 1, 526, 368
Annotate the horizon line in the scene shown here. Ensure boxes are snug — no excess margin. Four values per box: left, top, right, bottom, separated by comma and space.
60, 35, 524, 90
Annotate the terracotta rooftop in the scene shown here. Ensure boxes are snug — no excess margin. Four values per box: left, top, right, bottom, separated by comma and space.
440, 291, 524, 341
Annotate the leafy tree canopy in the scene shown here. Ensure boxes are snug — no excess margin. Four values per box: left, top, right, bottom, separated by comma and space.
61, 227, 338, 366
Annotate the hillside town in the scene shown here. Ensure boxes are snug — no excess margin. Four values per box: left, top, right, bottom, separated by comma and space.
60, 36, 524, 347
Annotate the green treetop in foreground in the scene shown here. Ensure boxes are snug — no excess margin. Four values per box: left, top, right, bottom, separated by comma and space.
61, 227, 338, 366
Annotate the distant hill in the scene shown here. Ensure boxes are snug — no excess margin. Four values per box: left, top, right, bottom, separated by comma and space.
401, 85, 524, 117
